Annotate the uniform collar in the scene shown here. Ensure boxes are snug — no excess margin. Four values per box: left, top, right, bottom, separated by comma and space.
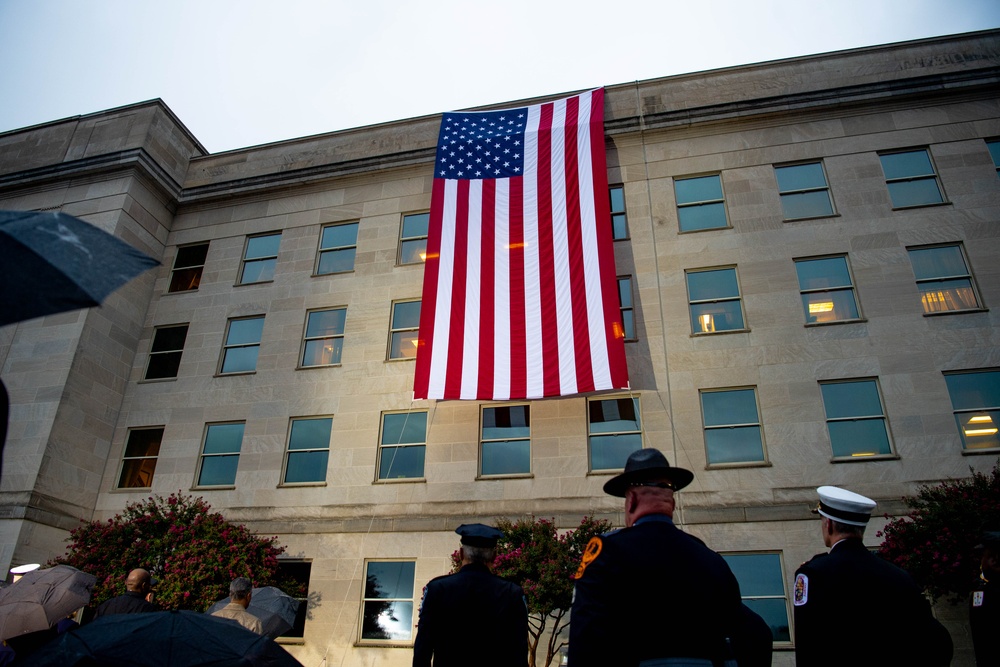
633, 513, 674, 526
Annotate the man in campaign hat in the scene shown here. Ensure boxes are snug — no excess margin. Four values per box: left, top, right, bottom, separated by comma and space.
568, 448, 770, 667
793, 486, 952, 666
412, 523, 527, 667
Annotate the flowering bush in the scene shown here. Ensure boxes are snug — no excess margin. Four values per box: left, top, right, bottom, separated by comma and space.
878, 460, 1000, 604
52, 492, 299, 611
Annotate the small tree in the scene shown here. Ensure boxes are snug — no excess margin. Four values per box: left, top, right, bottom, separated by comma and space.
54, 492, 298, 612
878, 460, 1000, 603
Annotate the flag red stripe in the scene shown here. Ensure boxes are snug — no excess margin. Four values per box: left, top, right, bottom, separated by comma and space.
508, 178, 527, 399
536, 102, 561, 398
413, 179, 446, 399
478, 180, 497, 399
443, 181, 470, 399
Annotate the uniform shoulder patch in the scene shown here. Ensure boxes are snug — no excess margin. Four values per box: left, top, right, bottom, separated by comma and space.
973, 590, 984, 607
572, 536, 603, 580
793, 572, 808, 606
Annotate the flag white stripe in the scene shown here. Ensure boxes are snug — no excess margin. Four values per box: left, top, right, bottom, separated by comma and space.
427, 180, 457, 399
522, 104, 543, 398
493, 180, 511, 401
549, 99, 578, 395
461, 181, 482, 399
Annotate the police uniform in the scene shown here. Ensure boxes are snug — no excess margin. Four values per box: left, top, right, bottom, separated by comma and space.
970, 530, 1000, 666
793, 486, 952, 667
411, 524, 528, 667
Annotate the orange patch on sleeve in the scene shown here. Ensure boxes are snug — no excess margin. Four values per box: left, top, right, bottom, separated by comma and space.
572, 536, 603, 580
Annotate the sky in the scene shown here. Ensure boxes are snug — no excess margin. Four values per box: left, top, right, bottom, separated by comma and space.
1, 0, 999, 154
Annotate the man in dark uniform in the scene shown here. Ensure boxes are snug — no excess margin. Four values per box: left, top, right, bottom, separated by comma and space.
970, 528, 1000, 666
568, 448, 769, 667
793, 486, 952, 667
94, 568, 159, 617
412, 523, 528, 667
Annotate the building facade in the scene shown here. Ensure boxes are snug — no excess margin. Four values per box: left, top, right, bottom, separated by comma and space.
1, 30, 999, 665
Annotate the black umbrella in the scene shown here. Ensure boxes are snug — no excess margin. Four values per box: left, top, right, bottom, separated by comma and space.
206, 586, 301, 639
25, 609, 302, 666
0, 564, 95, 641
0, 210, 159, 327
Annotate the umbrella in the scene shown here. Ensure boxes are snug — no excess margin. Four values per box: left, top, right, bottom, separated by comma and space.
207, 587, 301, 639
25, 609, 302, 666
0, 564, 95, 641
0, 210, 159, 327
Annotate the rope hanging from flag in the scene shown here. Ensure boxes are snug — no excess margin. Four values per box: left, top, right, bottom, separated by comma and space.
413, 88, 629, 400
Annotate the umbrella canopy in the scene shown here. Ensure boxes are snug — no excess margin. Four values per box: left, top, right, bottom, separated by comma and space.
26, 609, 302, 666
0, 564, 95, 641
207, 587, 301, 639
0, 210, 159, 327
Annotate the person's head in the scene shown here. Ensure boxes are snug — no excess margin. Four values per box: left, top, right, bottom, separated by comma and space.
230, 577, 253, 607
125, 568, 152, 595
455, 524, 502, 568
976, 530, 1000, 581
601, 448, 693, 526
812, 486, 875, 547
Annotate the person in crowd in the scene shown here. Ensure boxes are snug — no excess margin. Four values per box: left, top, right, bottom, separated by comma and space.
211, 577, 262, 634
94, 568, 159, 617
970, 527, 1000, 666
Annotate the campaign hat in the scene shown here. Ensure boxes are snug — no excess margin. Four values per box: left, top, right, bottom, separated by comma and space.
812, 486, 876, 526
602, 448, 694, 497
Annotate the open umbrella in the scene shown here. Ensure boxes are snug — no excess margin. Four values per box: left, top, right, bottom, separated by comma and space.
0, 564, 95, 641
0, 210, 159, 327
206, 587, 301, 639
27, 610, 302, 666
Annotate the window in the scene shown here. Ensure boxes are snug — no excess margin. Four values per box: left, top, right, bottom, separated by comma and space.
944, 370, 1000, 451
907, 244, 982, 314
879, 149, 944, 208
300, 308, 346, 367
399, 213, 429, 265
618, 276, 636, 341
609, 185, 628, 240
388, 300, 421, 360
143, 324, 188, 380
360, 560, 415, 643
316, 222, 358, 275
675, 174, 728, 232
686, 267, 746, 334
282, 417, 332, 484
700, 388, 766, 465
988, 140, 1000, 177
196, 422, 244, 487
794, 256, 861, 324
219, 316, 264, 374
819, 379, 893, 458
588, 397, 641, 471
238, 233, 280, 284
722, 553, 791, 643
774, 162, 834, 220
167, 243, 208, 293
275, 560, 312, 640
480, 405, 530, 476
116, 427, 163, 489
378, 411, 426, 480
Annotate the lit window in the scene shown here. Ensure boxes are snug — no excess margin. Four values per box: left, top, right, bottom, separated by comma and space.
316, 222, 358, 275
275, 560, 312, 640
167, 243, 208, 293
360, 561, 415, 643
116, 428, 163, 489
480, 405, 530, 476
879, 149, 944, 208
196, 422, 244, 487
282, 417, 332, 484
988, 140, 1000, 177
701, 388, 766, 465
819, 379, 893, 458
144, 324, 188, 380
907, 244, 981, 314
378, 411, 426, 480
610, 185, 628, 240
300, 308, 346, 367
238, 233, 280, 284
944, 370, 1000, 451
794, 256, 861, 324
774, 162, 834, 220
219, 316, 264, 374
388, 300, 421, 360
399, 213, 429, 265
618, 276, 636, 341
675, 174, 728, 232
721, 553, 791, 644
686, 267, 746, 334
588, 397, 641, 471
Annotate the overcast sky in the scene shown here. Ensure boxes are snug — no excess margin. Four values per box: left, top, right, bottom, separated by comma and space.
1, 0, 998, 154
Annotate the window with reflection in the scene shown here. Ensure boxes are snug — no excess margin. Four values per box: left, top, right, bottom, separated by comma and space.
219, 316, 265, 374
675, 174, 728, 232
907, 244, 981, 314
388, 300, 421, 360
168, 243, 208, 293
378, 411, 426, 480
610, 185, 628, 240
944, 370, 1000, 451
879, 149, 944, 208
819, 379, 893, 458
774, 162, 834, 220
988, 140, 1000, 177
144, 324, 188, 380
282, 417, 332, 484
618, 276, 636, 341
686, 267, 746, 334
794, 256, 861, 324
480, 405, 530, 476
399, 213, 429, 265
588, 397, 642, 471
238, 233, 281, 284
196, 422, 244, 487
701, 388, 766, 465
360, 560, 415, 643
116, 428, 163, 489
316, 222, 358, 275
300, 308, 346, 367
275, 560, 311, 640
721, 553, 791, 644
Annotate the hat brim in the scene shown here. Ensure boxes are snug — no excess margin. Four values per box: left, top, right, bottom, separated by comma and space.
602, 465, 694, 497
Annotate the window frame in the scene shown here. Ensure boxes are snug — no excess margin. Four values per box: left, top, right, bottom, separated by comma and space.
587, 396, 643, 473
774, 161, 836, 221
387, 299, 421, 361
793, 254, 864, 326
315, 221, 359, 276
609, 184, 629, 240
275, 559, 312, 643
720, 551, 793, 647
358, 559, 417, 646
987, 139, 1000, 178
878, 148, 946, 209
398, 212, 430, 266
376, 410, 427, 482
479, 404, 532, 478
906, 243, 984, 315
143, 323, 189, 381
218, 315, 265, 376
194, 421, 245, 489
299, 307, 347, 369
685, 266, 748, 335
115, 427, 164, 490
674, 173, 730, 233
699, 387, 768, 467
237, 232, 281, 285
943, 369, 1000, 454
617, 275, 637, 342
167, 242, 209, 294
819, 378, 896, 461
280, 416, 333, 486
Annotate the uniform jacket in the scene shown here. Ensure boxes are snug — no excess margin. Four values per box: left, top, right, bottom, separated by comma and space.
793, 538, 952, 667
411, 562, 528, 667
93, 591, 158, 617
970, 578, 999, 666
568, 514, 746, 667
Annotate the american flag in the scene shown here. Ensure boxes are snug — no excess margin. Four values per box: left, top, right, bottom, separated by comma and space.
413, 88, 629, 401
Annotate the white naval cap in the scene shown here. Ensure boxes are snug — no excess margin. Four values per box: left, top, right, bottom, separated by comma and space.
813, 486, 876, 526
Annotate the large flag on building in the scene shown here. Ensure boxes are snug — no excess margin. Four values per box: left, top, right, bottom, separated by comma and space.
413, 88, 629, 401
